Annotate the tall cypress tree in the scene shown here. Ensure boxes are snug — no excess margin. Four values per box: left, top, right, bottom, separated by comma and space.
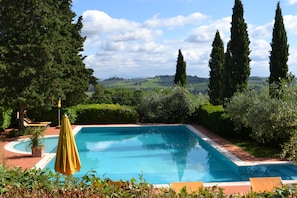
269, 1, 289, 96
208, 31, 225, 105
0, 0, 96, 130
221, 41, 233, 100
174, 49, 187, 86
227, 0, 251, 97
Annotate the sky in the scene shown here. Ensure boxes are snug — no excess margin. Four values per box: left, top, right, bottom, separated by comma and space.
72, 0, 297, 80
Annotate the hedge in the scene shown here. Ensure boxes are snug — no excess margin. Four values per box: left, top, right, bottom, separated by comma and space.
64, 104, 138, 124
196, 104, 236, 138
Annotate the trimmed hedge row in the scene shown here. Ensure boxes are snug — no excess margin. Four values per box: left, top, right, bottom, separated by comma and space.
195, 104, 239, 138
64, 104, 138, 124
1, 104, 138, 129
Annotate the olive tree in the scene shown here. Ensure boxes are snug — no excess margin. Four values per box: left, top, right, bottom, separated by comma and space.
137, 87, 206, 123
225, 84, 297, 163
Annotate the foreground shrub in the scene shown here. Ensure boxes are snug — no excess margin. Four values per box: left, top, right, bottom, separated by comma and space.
1, 166, 297, 197
0, 166, 155, 197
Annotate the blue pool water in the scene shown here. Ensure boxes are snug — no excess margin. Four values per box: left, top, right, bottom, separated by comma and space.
13, 125, 297, 184
14, 136, 58, 153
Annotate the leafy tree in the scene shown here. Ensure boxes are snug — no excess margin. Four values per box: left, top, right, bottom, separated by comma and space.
226, 83, 297, 163
137, 87, 206, 123
225, 0, 251, 97
0, 108, 13, 131
225, 84, 297, 145
90, 86, 143, 106
0, 0, 96, 130
89, 84, 112, 104
208, 30, 225, 105
281, 133, 297, 164
269, 1, 290, 97
174, 49, 187, 86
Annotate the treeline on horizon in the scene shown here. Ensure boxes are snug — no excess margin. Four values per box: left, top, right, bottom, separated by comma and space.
94, 75, 270, 95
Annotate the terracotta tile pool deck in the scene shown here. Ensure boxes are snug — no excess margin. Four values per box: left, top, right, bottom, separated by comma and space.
0, 124, 294, 196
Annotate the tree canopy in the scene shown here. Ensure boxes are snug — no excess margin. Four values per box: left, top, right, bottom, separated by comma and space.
0, 0, 96, 130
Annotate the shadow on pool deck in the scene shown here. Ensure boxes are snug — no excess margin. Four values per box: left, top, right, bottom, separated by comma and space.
0, 124, 291, 196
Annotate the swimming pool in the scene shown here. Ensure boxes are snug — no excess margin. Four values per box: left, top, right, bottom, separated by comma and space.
12, 125, 297, 184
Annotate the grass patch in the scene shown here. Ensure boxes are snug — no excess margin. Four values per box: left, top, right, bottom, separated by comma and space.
228, 138, 281, 158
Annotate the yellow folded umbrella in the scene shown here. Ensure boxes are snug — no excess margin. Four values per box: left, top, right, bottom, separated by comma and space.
54, 115, 81, 175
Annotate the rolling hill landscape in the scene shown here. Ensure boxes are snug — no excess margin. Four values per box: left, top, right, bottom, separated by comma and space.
98, 75, 269, 94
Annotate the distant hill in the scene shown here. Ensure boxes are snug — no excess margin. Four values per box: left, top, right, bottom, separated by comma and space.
98, 75, 268, 94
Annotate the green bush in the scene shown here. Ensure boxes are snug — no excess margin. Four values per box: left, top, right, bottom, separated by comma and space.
196, 104, 237, 138
225, 86, 297, 144
0, 108, 13, 131
62, 107, 78, 124
137, 87, 206, 123
65, 104, 138, 124
90, 87, 143, 106
1, 165, 297, 197
225, 85, 297, 163
27, 104, 138, 125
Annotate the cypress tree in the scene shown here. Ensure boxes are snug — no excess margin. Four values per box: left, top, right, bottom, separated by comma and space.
269, 1, 289, 97
221, 41, 233, 100
208, 30, 225, 105
174, 49, 187, 86
227, 0, 251, 97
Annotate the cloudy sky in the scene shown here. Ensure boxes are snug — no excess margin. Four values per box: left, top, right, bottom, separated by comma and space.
72, 0, 297, 80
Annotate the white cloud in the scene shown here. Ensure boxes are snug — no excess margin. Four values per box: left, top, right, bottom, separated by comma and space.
109, 29, 155, 42
80, 9, 297, 79
284, 15, 297, 34
186, 17, 231, 43
82, 10, 139, 37
143, 12, 208, 28
250, 39, 270, 61
249, 22, 273, 39
287, 0, 297, 5
288, 47, 297, 74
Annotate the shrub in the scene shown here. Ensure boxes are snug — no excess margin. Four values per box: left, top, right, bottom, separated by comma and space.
225, 85, 297, 163
0, 108, 13, 131
196, 104, 236, 138
225, 86, 297, 144
137, 87, 206, 123
65, 104, 138, 124
1, 165, 297, 197
137, 93, 166, 123
90, 87, 143, 106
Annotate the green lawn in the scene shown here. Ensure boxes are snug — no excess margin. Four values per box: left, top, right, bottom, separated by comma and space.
228, 138, 281, 158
